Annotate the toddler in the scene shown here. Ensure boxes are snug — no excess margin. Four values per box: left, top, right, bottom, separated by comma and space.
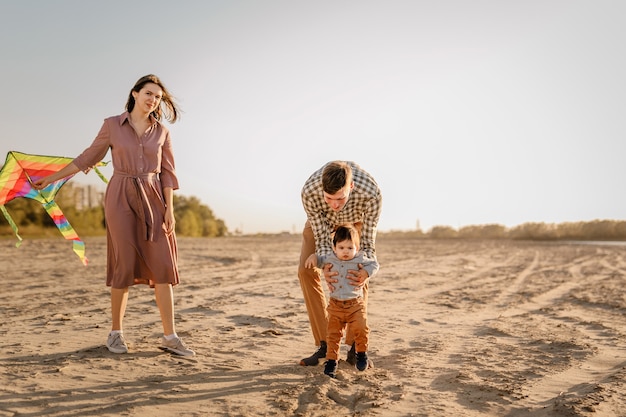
306, 225, 379, 378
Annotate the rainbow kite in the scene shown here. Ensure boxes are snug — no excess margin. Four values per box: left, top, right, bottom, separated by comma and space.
0, 151, 108, 265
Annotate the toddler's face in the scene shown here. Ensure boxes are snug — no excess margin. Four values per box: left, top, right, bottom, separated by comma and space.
333, 239, 357, 261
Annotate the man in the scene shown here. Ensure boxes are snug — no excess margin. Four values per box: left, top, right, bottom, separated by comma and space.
298, 161, 382, 366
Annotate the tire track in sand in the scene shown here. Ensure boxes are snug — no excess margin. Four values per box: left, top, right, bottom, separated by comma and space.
501, 252, 626, 415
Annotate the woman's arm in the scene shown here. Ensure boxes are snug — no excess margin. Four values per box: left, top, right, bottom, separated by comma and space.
163, 186, 175, 235
33, 162, 81, 190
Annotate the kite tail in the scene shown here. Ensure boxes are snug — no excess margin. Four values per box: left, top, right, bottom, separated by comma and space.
93, 164, 109, 185
43, 200, 88, 266
1, 205, 23, 248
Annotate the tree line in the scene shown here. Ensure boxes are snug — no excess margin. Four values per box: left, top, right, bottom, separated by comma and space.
2, 183, 624, 241
382, 220, 626, 241
0, 183, 227, 238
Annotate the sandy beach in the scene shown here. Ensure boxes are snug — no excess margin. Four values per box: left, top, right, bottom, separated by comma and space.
1, 235, 626, 416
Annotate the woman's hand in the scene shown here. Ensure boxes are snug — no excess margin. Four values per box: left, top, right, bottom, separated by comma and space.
164, 206, 176, 235
33, 177, 51, 190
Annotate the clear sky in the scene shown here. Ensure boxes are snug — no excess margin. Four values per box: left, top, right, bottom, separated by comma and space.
1, 1, 624, 234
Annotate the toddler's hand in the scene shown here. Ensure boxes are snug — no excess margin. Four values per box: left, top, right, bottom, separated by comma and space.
304, 253, 317, 269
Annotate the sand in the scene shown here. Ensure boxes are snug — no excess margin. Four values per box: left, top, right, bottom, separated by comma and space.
1, 235, 626, 416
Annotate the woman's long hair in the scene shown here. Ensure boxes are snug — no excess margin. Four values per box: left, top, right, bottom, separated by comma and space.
125, 74, 180, 123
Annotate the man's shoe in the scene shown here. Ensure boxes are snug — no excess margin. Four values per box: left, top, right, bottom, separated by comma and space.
346, 342, 356, 365
356, 352, 368, 371
324, 359, 338, 378
300, 341, 327, 366
106, 332, 128, 354
159, 336, 195, 356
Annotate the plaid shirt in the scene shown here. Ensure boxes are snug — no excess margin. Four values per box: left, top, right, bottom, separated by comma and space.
302, 161, 382, 258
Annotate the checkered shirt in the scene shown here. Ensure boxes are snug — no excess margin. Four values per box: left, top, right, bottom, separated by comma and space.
301, 161, 382, 257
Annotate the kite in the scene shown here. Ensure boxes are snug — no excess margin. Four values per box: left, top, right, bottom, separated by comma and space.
0, 151, 108, 265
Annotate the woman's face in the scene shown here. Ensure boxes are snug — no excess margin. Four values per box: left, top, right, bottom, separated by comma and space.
132, 83, 162, 114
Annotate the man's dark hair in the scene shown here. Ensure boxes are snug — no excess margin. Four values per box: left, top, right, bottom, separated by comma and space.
322, 161, 352, 194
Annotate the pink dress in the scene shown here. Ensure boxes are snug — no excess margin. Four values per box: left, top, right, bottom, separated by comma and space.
73, 112, 180, 288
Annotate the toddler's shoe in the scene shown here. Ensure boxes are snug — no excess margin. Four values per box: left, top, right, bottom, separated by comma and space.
356, 352, 368, 371
324, 359, 338, 378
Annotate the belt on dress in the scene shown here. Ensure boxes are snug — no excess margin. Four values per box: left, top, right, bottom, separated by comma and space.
112, 171, 161, 241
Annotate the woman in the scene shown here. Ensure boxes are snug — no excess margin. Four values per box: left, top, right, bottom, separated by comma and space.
34, 74, 194, 356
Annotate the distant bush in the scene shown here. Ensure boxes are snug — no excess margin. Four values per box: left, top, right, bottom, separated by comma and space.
429, 225, 458, 239
508, 222, 555, 240
173, 195, 227, 237
458, 224, 507, 239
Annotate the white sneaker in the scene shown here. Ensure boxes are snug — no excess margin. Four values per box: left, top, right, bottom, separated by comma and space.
159, 336, 195, 356
106, 332, 128, 354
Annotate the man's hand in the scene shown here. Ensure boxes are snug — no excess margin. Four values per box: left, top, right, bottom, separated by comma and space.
323, 263, 339, 292
347, 263, 369, 289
